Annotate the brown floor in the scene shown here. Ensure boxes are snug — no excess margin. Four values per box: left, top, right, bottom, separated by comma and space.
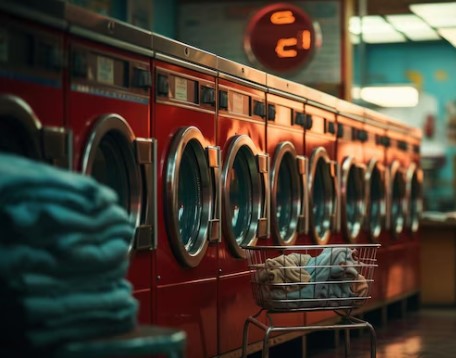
248, 305, 456, 357
309, 307, 456, 358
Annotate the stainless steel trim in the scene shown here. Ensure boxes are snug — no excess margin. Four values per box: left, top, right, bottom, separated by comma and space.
153, 33, 217, 69
164, 126, 214, 268
270, 142, 301, 245
133, 138, 156, 251
308, 147, 336, 245
340, 156, 366, 243
0, 94, 43, 160
42, 126, 72, 169
297, 155, 309, 235
257, 153, 270, 239
81, 114, 141, 251
207, 145, 222, 243
217, 56, 267, 86
364, 159, 386, 242
222, 135, 263, 259
388, 160, 406, 237
266, 74, 306, 102
155, 53, 217, 76
405, 163, 423, 233
218, 72, 268, 92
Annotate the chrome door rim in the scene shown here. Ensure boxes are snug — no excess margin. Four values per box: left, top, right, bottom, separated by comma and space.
308, 146, 335, 245
165, 126, 213, 268
270, 141, 302, 245
365, 159, 386, 242
340, 156, 366, 243
222, 135, 262, 259
389, 160, 406, 237
82, 114, 142, 251
406, 163, 423, 233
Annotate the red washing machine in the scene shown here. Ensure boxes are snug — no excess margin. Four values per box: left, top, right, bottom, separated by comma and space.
302, 86, 339, 325
0, 0, 71, 166
152, 34, 220, 358
335, 100, 367, 245
66, 6, 156, 324
217, 58, 270, 356
402, 126, 423, 296
363, 109, 389, 307
383, 120, 409, 301
265, 74, 308, 334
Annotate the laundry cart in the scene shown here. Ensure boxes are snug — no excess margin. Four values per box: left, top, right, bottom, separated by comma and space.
241, 244, 380, 358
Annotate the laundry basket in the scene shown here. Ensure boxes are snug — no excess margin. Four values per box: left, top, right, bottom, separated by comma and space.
241, 244, 380, 358
245, 244, 379, 312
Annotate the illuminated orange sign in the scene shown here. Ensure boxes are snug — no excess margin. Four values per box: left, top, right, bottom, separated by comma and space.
244, 3, 317, 73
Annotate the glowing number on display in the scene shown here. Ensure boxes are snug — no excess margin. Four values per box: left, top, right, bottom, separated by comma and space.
270, 11, 295, 25
301, 30, 311, 50
275, 38, 297, 58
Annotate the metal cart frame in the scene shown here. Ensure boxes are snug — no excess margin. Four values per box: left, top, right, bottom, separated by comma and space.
241, 244, 380, 358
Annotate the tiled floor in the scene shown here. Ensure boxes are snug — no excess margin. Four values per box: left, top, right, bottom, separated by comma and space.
309, 308, 456, 358
248, 306, 456, 357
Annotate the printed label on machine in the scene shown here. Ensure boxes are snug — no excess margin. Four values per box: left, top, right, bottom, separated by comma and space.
97, 55, 114, 85
231, 92, 245, 115
174, 76, 188, 101
0, 28, 8, 63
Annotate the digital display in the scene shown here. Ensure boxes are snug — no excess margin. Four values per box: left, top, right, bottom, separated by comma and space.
244, 3, 317, 73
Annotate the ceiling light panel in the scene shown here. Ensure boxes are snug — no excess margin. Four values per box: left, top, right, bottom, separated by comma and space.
386, 14, 440, 40
410, 2, 456, 28
360, 86, 419, 108
438, 27, 456, 47
350, 16, 407, 43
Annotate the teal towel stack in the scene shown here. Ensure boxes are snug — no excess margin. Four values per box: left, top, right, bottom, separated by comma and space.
0, 153, 138, 354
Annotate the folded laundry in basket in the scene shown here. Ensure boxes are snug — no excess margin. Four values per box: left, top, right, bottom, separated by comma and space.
305, 247, 359, 281
258, 253, 312, 291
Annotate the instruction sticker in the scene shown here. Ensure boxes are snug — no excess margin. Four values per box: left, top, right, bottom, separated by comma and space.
0, 28, 8, 63
174, 76, 188, 101
231, 92, 245, 114
97, 55, 114, 85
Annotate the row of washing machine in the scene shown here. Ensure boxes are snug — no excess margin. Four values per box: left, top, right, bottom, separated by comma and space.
0, 1, 423, 357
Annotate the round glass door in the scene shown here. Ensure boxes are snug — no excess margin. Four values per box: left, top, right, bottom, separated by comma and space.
165, 126, 213, 268
341, 157, 365, 243
365, 160, 385, 242
0, 96, 42, 159
271, 142, 302, 245
390, 162, 405, 237
222, 135, 262, 259
407, 164, 423, 233
309, 147, 335, 245
82, 115, 141, 247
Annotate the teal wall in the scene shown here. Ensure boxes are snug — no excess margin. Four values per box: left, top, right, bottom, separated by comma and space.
152, 0, 176, 37
354, 41, 456, 210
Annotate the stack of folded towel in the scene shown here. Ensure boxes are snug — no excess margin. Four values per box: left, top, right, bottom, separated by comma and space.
0, 153, 138, 354
258, 248, 369, 309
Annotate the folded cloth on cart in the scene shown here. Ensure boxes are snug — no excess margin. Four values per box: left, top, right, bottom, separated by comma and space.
257, 253, 312, 291
258, 248, 368, 309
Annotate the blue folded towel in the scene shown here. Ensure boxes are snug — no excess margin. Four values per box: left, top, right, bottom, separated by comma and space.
0, 201, 134, 246
0, 238, 131, 277
0, 153, 118, 210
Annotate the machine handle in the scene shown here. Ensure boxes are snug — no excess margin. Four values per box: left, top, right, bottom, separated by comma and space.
256, 153, 270, 239
133, 138, 157, 250
296, 155, 309, 234
207, 145, 221, 243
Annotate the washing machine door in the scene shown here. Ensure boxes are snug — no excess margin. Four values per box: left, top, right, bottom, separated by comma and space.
165, 126, 221, 268
0, 95, 70, 166
364, 159, 386, 242
388, 160, 406, 237
82, 114, 155, 251
270, 141, 308, 245
405, 163, 423, 233
308, 147, 337, 245
222, 135, 269, 259
340, 156, 366, 243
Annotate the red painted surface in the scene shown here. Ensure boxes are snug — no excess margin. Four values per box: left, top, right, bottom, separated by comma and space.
152, 60, 218, 358
67, 36, 152, 324
0, 17, 64, 128
217, 77, 267, 355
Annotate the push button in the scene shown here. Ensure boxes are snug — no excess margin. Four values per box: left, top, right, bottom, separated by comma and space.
156, 73, 169, 96
267, 104, 276, 121
253, 100, 265, 118
201, 86, 215, 106
133, 67, 152, 89
295, 112, 305, 126
219, 90, 228, 110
